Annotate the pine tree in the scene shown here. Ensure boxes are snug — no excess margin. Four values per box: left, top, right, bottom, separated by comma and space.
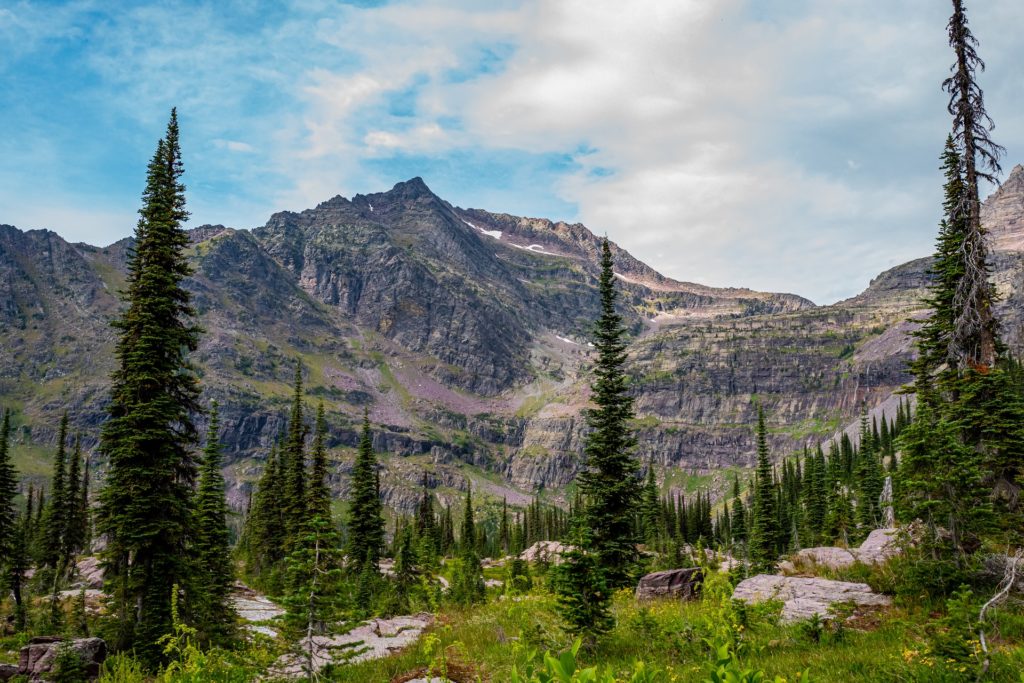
897, 399, 992, 555
244, 441, 287, 578
578, 239, 641, 589
346, 410, 384, 575
63, 435, 85, 566
855, 413, 884, 531
95, 109, 203, 663
283, 363, 308, 548
729, 476, 747, 545
553, 519, 613, 648
192, 402, 235, 645
79, 455, 91, 553
0, 410, 18, 560
9, 491, 31, 631
306, 404, 332, 523
944, 0, 1003, 371
392, 525, 421, 613
639, 464, 661, 545
450, 483, 484, 606
42, 412, 69, 570
749, 406, 781, 570
282, 402, 347, 673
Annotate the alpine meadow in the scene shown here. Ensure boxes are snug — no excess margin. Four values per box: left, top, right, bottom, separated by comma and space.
3, 0, 1024, 681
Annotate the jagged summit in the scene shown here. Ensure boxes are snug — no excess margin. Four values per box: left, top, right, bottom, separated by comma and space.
983, 163, 1024, 252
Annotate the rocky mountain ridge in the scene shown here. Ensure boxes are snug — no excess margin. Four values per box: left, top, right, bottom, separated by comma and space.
2, 165, 1024, 515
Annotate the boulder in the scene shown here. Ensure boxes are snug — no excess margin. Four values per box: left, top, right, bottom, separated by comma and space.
793, 546, 857, 570
519, 541, 575, 565
855, 528, 900, 564
635, 568, 703, 601
0, 664, 18, 681
732, 575, 890, 622
18, 636, 107, 681
273, 613, 435, 677
75, 556, 105, 589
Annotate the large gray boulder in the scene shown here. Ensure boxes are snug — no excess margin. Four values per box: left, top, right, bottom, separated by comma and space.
732, 575, 891, 622
855, 528, 900, 564
18, 636, 107, 681
635, 568, 703, 601
793, 546, 857, 570
74, 556, 105, 589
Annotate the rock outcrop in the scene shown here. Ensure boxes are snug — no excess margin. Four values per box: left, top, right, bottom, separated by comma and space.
732, 575, 891, 622
274, 613, 435, 678
635, 568, 703, 601
519, 541, 575, 564
14, 637, 107, 682
4, 167, 1024, 514
855, 528, 901, 564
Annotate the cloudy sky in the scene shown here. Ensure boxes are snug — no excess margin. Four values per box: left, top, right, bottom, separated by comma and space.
1, 0, 1022, 303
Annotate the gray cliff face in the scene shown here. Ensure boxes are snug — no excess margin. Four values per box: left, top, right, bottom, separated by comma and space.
2, 171, 1024, 511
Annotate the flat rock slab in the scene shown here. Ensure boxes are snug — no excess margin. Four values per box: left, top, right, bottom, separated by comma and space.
274, 613, 435, 678
231, 583, 284, 638
794, 546, 857, 570
635, 568, 703, 601
733, 575, 890, 622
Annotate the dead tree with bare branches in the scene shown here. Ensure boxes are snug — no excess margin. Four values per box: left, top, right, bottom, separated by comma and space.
943, 0, 1005, 372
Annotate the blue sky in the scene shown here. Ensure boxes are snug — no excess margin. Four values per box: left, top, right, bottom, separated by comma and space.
1, 0, 1022, 303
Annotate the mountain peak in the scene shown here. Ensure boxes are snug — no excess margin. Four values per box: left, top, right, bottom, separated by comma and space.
389, 176, 434, 198
1006, 164, 1024, 186
983, 161, 1024, 252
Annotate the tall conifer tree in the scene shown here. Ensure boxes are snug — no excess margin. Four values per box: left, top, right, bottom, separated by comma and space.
42, 412, 69, 570
944, 0, 1003, 370
346, 410, 384, 574
0, 410, 19, 568
283, 363, 308, 547
192, 403, 235, 645
63, 435, 84, 565
96, 109, 202, 663
578, 239, 641, 588
749, 407, 781, 569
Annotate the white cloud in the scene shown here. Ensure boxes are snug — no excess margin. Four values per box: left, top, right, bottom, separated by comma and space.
213, 139, 256, 153
4, 0, 1022, 302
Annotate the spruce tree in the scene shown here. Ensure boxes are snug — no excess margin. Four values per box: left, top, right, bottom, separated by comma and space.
283, 363, 308, 548
450, 483, 484, 606
392, 525, 421, 613
578, 239, 641, 588
729, 476, 746, 545
95, 109, 202, 663
0, 410, 17, 559
897, 399, 992, 555
63, 435, 85, 566
855, 413, 884, 531
554, 519, 613, 648
944, 0, 1003, 370
639, 464, 660, 545
192, 403, 235, 645
282, 402, 346, 670
346, 410, 384, 575
42, 412, 69, 570
749, 407, 781, 570
243, 441, 287, 580
79, 455, 91, 554
9, 490, 31, 631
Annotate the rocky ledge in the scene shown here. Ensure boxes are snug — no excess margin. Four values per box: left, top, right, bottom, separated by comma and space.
732, 575, 891, 622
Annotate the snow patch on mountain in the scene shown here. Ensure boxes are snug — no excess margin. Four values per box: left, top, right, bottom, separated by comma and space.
462, 219, 502, 240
